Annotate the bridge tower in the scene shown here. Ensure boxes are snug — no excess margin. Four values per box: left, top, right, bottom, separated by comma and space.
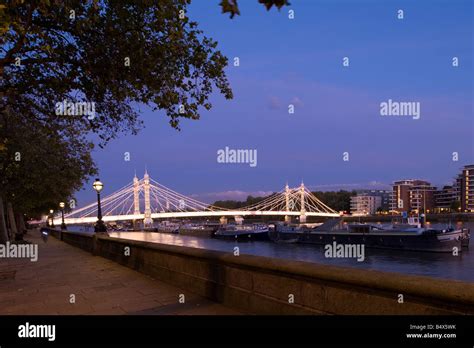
300, 182, 307, 223
143, 171, 153, 227
284, 183, 291, 223
132, 174, 141, 229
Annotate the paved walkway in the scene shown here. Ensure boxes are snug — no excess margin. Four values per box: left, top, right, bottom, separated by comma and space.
0, 229, 241, 315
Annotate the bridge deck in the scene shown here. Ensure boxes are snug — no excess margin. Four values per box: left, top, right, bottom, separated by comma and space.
57, 210, 340, 225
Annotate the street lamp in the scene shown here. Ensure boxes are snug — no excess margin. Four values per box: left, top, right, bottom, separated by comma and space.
49, 209, 55, 228
59, 202, 67, 230
93, 178, 107, 232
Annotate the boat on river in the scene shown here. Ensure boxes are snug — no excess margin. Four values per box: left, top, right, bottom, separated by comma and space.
146, 221, 180, 233
179, 223, 218, 237
215, 223, 270, 241
270, 218, 469, 253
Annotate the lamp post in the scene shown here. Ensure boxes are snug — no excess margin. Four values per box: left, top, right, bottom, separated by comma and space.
93, 178, 107, 232
59, 202, 67, 230
49, 209, 55, 228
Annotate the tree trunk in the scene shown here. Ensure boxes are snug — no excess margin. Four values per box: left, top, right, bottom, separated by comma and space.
7, 202, 18, 240
0, 196, 8, 243
17, 212, 27, 235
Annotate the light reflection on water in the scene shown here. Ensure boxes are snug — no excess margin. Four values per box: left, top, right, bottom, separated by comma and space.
85, 222, 473, 283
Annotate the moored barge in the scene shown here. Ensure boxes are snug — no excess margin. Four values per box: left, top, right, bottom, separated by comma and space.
215, 223, 270, 241
270, 219, 469, 253
179, 223, 219, 237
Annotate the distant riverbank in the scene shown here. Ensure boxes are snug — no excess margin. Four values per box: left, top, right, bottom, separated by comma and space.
343, 213, 474, 223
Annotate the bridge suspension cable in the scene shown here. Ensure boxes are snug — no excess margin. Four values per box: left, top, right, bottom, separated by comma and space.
61, 173, 339, 224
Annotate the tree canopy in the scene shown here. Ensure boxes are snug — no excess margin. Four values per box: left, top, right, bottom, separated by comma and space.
1, 0, 234, 145
220, 0, 290, 18
311, 190, 357, 212
0, 110, 96, 216
212, 195, 272, 209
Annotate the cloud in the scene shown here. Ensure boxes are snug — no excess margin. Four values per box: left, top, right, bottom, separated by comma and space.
267, 96, 282, 110
267, 96, 303, 111
290, 96, 304, 108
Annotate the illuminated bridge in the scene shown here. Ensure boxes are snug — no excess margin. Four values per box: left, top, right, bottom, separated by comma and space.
54, 172, 339, 226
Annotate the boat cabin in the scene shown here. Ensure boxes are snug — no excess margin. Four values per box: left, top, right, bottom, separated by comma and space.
347, 224, 382, 233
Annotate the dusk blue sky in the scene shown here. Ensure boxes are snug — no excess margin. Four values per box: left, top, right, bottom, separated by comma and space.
76, 0, 473, 206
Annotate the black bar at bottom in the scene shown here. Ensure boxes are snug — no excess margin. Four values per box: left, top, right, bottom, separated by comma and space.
0, 315, 472, 347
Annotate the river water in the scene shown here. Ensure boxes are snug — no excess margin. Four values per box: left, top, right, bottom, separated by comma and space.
104, 221, 474, 283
